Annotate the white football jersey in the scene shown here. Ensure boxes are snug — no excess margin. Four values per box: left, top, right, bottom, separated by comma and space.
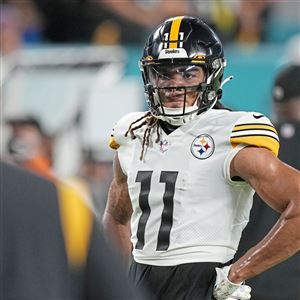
109, 109, 279, 266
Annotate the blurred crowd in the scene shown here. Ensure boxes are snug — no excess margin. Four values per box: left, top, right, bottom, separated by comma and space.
1, 0, 300, 56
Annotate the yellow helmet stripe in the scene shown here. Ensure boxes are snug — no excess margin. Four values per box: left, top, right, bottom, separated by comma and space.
169, 16, 184, 48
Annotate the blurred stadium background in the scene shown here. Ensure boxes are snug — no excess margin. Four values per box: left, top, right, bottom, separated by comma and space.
1, 1, 299, 205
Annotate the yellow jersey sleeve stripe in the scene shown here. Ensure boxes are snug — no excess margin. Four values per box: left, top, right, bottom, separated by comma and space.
233, 123, 278, 134
169, 16, 183, 48
109, 135, 120, 149
57, 182, 93, 267
231, 129, 279, 143
230, 135, 279, 156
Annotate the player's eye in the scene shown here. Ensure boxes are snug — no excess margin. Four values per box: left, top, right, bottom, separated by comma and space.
182, 71, 195, 80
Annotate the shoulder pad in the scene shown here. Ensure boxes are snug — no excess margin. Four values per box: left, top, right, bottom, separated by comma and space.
230, 112, 280, 156
108, 112, 148, 150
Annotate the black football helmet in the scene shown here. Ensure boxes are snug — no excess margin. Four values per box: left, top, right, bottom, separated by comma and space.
139, 16, 227, 125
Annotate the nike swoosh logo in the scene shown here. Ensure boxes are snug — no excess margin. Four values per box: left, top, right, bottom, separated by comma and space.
253, 114, 264, 119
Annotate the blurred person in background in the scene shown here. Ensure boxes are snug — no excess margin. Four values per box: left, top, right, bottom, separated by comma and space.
235, 64, 300, 300
29, 0, 192, 45
273, 64, 300, 133
99, 0, 191, 36
0, 4, 22, 56
5, 115, 55, 181
0, 160, 145, 300
0, 4, 23, 87
79, 147, 113, 217
0, 1, 43, 89
2, 0, 43, 45
215, 1, 300, 46
103, 16, 300, 300
236, 1, 271, 45
67, 147, 113, 219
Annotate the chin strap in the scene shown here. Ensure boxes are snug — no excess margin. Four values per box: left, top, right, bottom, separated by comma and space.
156, 113, 196, 126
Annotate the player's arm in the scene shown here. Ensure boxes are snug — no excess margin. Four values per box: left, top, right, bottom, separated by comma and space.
229, 146, 300, 283
102, 152, 133, 265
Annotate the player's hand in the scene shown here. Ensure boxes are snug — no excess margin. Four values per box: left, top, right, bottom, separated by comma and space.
213, 265, 251, 300
226, 285, 251, 300
226, 284, 251, 300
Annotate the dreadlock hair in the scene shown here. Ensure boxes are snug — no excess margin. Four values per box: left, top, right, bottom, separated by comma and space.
125, 111, 160, 160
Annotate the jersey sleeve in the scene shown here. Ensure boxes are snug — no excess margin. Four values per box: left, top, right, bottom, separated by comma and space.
108, 112, 147, 150
230, 112, 280, 156
224, 112, 280, 184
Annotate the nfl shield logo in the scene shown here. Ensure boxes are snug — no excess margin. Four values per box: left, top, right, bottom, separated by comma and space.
159, 139, 169, 153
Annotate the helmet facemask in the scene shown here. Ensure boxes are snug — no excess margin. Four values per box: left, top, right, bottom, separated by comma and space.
140, 58, 226, 126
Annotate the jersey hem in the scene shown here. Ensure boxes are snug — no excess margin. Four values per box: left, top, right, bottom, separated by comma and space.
133, 246, 235, 266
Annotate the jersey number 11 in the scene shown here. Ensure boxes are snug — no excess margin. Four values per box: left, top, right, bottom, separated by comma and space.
135, 170, 178, 251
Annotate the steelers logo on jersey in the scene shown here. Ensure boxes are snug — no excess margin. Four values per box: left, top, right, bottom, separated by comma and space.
190, 134, 215, 159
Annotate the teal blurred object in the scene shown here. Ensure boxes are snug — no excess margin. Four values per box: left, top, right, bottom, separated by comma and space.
124, 44, 286, 117
222, 44, 285, 116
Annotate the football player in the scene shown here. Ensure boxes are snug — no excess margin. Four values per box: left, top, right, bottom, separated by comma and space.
103, 16, 300, 300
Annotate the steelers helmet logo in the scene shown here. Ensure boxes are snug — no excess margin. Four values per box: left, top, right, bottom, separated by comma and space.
190, 134, 215, 159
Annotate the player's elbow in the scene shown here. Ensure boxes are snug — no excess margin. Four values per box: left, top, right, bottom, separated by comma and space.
281, 193, 300, 220
281, 197, 300, 248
